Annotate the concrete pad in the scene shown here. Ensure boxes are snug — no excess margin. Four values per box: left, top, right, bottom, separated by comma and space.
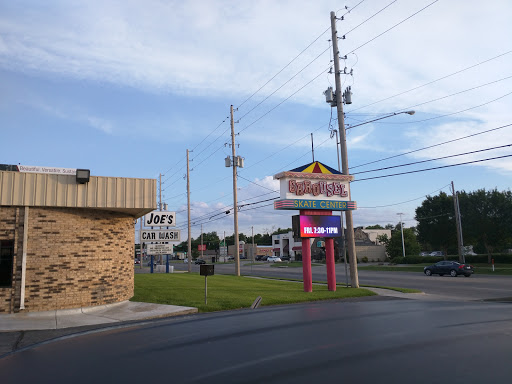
0, 311, 57, 331
0, 301, 198, 332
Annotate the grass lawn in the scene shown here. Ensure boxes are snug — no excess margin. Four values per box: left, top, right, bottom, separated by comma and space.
132, 273, 376, 312
270, 262, 324, 268
357, 263, 512, 275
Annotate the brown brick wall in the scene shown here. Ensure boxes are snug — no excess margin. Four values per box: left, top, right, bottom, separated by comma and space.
0, 206, 134, 313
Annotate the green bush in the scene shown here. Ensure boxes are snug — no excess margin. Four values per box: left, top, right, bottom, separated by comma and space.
361, 256, 369, 263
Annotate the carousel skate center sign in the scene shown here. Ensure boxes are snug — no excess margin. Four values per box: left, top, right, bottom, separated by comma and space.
274, 169, 356, 211
274, 199, 356, 210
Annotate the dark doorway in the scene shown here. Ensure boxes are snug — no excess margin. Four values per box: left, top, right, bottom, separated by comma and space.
0, 240, 14, 287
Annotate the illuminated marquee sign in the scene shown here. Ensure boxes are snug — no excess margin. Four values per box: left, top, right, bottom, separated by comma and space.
299, 215, 341, 238
288, 180, 348, 198
274, 199, 356, 211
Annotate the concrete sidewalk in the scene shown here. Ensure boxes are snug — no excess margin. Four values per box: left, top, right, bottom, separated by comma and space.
0, 301, 197, 332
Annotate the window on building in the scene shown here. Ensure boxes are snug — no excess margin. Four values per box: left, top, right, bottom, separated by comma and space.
0, 240, 14, 287
274, 240, 279, 245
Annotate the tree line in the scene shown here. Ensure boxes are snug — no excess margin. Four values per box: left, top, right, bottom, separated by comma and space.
377, 188, 512, 261
173, 227, 292, 256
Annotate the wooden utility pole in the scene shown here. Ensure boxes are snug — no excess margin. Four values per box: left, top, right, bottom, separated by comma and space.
330, 11, 359, 287
187, 149, 192, 273
230, 105, 241, 276
452, 181, 463, 263
159, 173, 162, 211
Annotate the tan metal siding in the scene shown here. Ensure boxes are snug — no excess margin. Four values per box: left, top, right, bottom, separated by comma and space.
0, 171, 156, 217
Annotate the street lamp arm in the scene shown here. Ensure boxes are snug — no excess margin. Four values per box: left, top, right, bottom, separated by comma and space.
346, 110, 415, 130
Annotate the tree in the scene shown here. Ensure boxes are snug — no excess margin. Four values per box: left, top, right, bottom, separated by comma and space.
376, 234, 389, 246
415, 192, 456, 258
273, 227, 292, 235
365, 224, 384, 229
385, 227, 420, 259
459, 189, 512, 262
416, 189, 512, 262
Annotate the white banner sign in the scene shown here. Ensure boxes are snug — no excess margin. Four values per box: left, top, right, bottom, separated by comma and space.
140, 229, 181, 242
18, 165, 76, 175
144, 211, 176, 226
146, 243, 173, 255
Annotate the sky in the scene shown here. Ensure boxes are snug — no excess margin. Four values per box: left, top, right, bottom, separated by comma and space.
1, 0, 511, 241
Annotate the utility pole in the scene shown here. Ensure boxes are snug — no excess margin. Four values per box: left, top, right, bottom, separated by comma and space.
230, 105, 240, 276
330, 11, 359, 287
186, 149, 192, 273
333, 129, 349, 286
451, 181, 464, 263
159, 173, 163, 211
397, 213, 405, 258
201, 223, 204, 260
311, 133, 315, 162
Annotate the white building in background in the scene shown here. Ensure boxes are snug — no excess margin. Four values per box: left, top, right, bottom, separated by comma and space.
360, 228, 392, 245
272, 232, 302, 260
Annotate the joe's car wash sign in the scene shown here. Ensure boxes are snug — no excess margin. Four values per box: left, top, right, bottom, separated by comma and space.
273, 161, 356, 211
144, 211, 176, 226
140, 230, 181, 242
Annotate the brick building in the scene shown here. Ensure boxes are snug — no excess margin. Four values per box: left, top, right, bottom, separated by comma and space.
0, 168, 155, 313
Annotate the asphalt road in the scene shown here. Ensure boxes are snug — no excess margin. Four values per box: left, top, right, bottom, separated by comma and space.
169, 261, 512, 301
2, 298, 512, 383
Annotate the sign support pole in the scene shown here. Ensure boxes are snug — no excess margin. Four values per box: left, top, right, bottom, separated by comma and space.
204, 275, 208, 305
326, 238, 336, 291
301, 238, 312, 292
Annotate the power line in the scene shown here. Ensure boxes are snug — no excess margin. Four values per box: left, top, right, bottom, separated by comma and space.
353, 143, 512, 175
346, 75, 512, 127
236, 26, 331, 110
386, 90, 512, 125
358, 183, 451, 208
342, 0, 398, 37
238, 175, 279, 193
353, 154, 512, 182
394, 75, 512, 115
234, 0, 367, 112
345, 0, 440, 56
348, 50, 512, 113
238, 66, 331, 134
351, 122, 512, 169
237, 48, 331, 124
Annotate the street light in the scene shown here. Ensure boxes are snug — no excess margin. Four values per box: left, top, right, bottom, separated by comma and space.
330, 109, 415, 283
397, 213, 405, 258
346, 111, 415, 130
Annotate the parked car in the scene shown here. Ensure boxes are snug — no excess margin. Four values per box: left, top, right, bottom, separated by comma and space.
256, 255, 268, 261
419, 252, 430, 256
146, 261, 157, 267
267, 256, 282, 263
424, 261, 474, 277
429, 251, 445, 257
134, 259, 140, 264
280, 256, 291, 261
183, 258, 188, 263
194, 259, 206, 265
